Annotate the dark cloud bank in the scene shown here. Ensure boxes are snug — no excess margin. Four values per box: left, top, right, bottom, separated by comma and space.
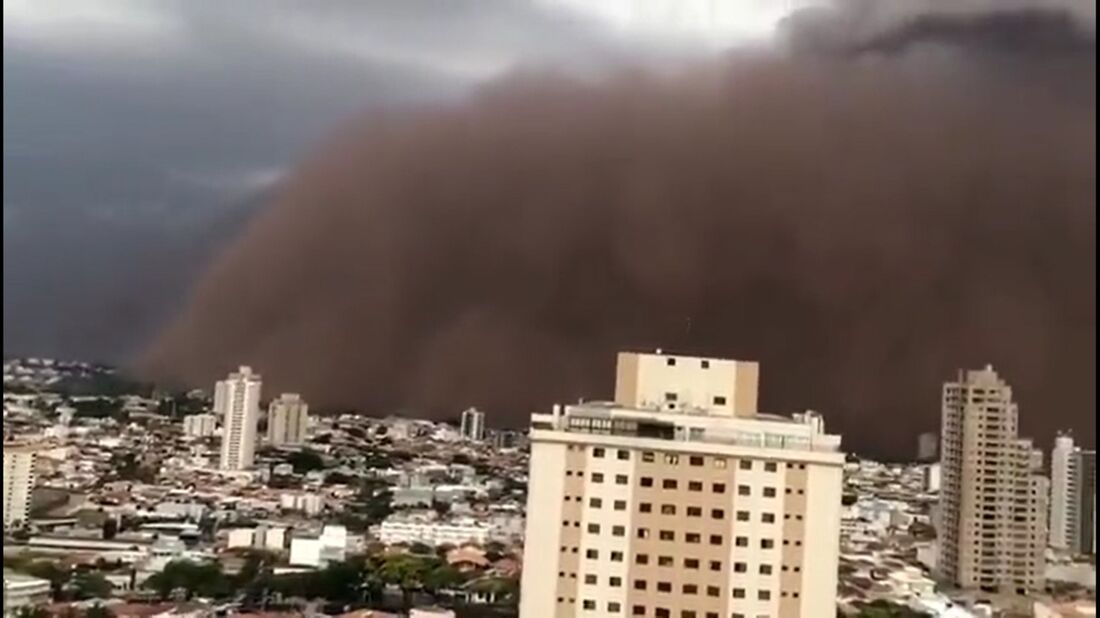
141, 3, 1096, 457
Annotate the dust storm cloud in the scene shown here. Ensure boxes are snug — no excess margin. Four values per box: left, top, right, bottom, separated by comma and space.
140, 3, 1095, 456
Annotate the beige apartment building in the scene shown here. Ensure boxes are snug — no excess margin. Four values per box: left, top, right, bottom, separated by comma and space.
520, 351, 845, 618
3, 443, 38, 530
268, 393, 310, 446
936, 365, 1047, 594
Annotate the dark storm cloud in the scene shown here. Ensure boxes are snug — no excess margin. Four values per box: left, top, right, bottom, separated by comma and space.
3, 0, 635, 361
141, 3, 1096, 456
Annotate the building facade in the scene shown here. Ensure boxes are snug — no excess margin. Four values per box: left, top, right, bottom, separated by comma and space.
182, 413, 218, 438
460, 407, 486, 442
917, 432, 939, 462
519, 351, 844, 618
1050, 433, 1096, 555
216, 366, 262, 471
3, 444, 37, 530
267, 393, 309, 446
936, 365, 1047, 594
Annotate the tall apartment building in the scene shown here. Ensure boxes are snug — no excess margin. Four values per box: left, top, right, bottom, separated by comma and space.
917, 432, 939, 462
268, 393, 310, 446
182, 413, 218, 438
936, 365, 1047, 594
1050, 433, 1096, 555
3, 444, 38, 530
216, 366, 262, 471
520, 350, 844, 618
460, 407, 486, 442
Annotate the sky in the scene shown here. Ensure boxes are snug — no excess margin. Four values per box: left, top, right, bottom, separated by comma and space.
4, 0, 814, 361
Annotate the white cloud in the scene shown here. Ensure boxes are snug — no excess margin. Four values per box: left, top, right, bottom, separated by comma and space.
3, 0, 186, 51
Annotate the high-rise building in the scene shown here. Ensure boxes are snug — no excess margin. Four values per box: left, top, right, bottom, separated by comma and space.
519, 350, 844, 618
216, 366, 262, 471
460, 407, 486, 442
182, 413, 218, 438
917, 432, 939, 462
936, 365, 1047, 594
268, 393, 310, 446
1050, 433, 1096, 555
3, 444, 38, 530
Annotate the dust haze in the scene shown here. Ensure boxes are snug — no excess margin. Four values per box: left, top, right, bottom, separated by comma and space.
140, 2, 1096, 456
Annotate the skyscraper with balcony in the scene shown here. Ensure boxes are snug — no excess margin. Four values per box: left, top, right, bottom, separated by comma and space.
3, 443, 37, 530
216, 366, 262, 471
936, 365, 1047, 594
519, 350, 844, 618
1050, 432, 1096, 555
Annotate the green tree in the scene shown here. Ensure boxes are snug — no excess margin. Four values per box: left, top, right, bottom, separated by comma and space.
143, 560, 230, 600
287, 449, 325, 473
71, 571, 114, 600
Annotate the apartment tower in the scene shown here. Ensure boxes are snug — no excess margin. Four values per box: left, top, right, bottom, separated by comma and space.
3, 443, 38, 530
520, 351, 845, 618
936, 365, 1047, 594
216, 366, 262, 471
460, 407, 487, 442
1050, 433, 1096, 555
268, 393, 310, 446
182, 413, 218, 438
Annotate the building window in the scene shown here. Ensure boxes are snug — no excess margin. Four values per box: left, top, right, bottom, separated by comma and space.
764, 462, 778, 472
712, 508, 725, 519
762, 513, 775, 523
734, 562, 747, 573
634, 580, 647, 590
740, 460, 753, 470
586, 549, 598, 559
737, 511, 750, 521
758, 591, 771, 601
709, 534, 723, 545
684, 558, 700, 569
657, 582, 672, 593
738, 485, 751, 496
660, 530, 676, 541
663, 479, 678, 490
662, 504, 677, 515
658, 556, 674, 567
593, 447, 605, 458
611, 551, 624, 562
714, 458, 727, 469
614, 499, 627, 511
686, 533, 701, 543
583, 600, 596, 610
610, 577, 622, 587
666, 358, 676, 366
713, 396, 727, 405
641, 477, 654, 487
690, 456, 704, 466
735, 536, 748, 547
608, 602, 621, 613
761, 539, 774, 549
688, 481, 703, 491
665, 454, 679, 465
590, 498, 602, 508
640, 502, 653, 513
664, 392, 678, 402
592, 473, 604, 483
637, 528, 650, 539
657, 610, 670, 618
618, 449, 630, 460
588, 523, 600, 534
616, 474, 629, 485
701, 360, 710, 368
710, 560, 722, 571
732, 588, 746, 599
763, 487, 777, 498
612, 525, 626, 537
585, 574, 597, 584
642, 451, 655, 462
636, 554, 649, 565
759, 564, 773, 575
707, 586, 720, 598
683, 584, 698, 595
688, 507, 702, 517
713, 483, 726, 493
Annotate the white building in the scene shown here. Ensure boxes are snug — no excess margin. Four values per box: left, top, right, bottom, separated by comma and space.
377, 515, 492, 547
279, 492, 323, 516
1050, 432, 1096, 555
923, 463, 942, 493
3, 571, 51, 615
289, 525, 348, 568
519, 350, 844, 618
3, 444, 37, 530
216, 366, 262, 471
182, 413, 218, 438
267, 393, 309, 446
460, 407, 486, 442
